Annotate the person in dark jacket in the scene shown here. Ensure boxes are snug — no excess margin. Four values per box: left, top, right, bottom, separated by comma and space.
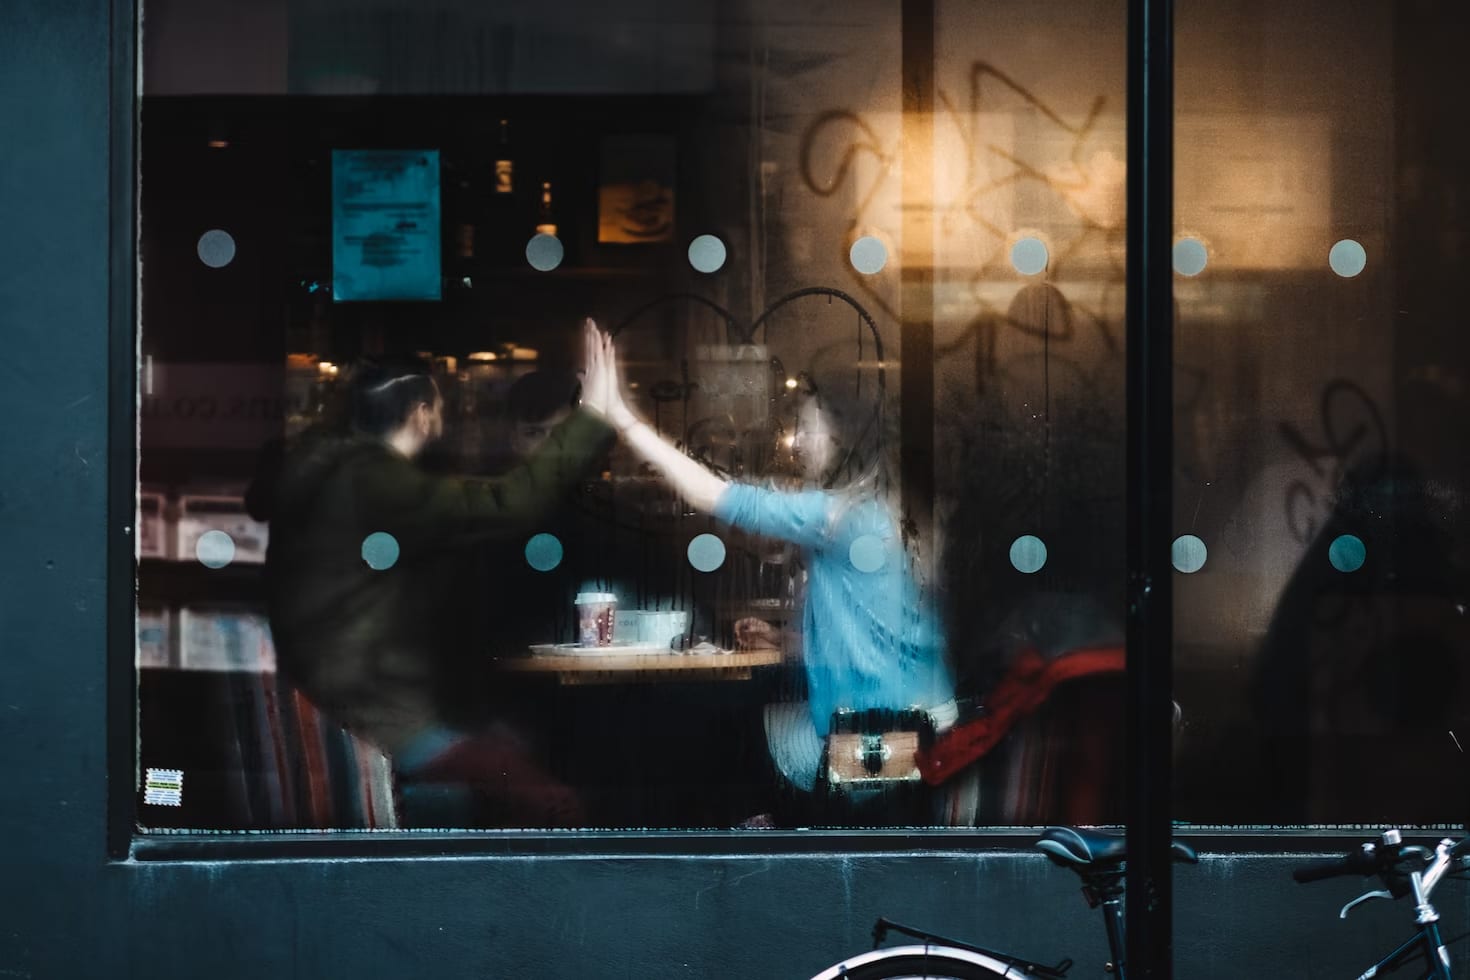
248, 321, 618, 826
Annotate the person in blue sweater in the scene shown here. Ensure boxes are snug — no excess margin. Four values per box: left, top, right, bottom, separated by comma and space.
591, 327, 959, 817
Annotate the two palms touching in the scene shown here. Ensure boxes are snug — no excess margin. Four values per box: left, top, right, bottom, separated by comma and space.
579, 318, 635, 429
579, 315, 728, 512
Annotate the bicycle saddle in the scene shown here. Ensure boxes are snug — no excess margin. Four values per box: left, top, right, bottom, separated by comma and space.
1036, 826, 1199, 869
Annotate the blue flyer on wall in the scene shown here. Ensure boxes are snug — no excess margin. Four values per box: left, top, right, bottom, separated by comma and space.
332, 149, 441, 301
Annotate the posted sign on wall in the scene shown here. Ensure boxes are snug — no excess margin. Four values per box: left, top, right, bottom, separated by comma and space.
331, 149, 441, 301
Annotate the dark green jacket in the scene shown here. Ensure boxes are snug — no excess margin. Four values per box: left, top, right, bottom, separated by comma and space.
250, 410, 613, 755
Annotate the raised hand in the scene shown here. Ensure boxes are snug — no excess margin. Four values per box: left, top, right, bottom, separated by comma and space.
590, 324, 729, 512
579, 317, 613, 418
600, 331, 638, 432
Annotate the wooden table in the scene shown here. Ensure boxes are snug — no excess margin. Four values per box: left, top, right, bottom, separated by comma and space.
494, 648, 783, 686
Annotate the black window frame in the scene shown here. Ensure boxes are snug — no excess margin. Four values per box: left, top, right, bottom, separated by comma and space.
105, 0, 1414, 872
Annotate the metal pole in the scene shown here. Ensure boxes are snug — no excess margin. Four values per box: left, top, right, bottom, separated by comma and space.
900, 0, 936, 573
1124, 0, 1174, 974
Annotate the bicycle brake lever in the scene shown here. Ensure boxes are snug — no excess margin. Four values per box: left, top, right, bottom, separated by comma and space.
1339, 889, 1393, 919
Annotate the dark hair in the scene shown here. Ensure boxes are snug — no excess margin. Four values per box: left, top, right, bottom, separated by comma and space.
507, 369, 579, 424
349, 358, 438, 437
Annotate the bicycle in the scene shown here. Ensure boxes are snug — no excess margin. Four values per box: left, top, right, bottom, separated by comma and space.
807, 825, 1199, 979
1291, 828, 1470, 980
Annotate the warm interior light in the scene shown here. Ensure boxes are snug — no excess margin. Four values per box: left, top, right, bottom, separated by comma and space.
784, 378, 799, 390
207, 140, 229, 149
467, 351, 498, 362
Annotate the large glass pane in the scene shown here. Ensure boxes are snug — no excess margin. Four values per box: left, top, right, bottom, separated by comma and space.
1173, 0, 1469, 828
135, 0, 1129, 832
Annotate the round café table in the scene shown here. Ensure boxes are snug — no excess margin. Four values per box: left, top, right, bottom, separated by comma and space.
494, 645, 783, 686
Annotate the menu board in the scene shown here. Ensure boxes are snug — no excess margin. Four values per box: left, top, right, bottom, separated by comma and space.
331, 149, 441, 301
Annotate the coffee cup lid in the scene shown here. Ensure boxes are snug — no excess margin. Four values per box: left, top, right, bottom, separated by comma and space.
575, 592, 617, 604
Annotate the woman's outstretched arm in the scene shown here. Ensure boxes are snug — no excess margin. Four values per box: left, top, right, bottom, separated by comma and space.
599, 329, 729, 514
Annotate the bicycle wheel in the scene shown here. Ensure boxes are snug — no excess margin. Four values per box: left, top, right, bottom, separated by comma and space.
807, 944, 1027, 980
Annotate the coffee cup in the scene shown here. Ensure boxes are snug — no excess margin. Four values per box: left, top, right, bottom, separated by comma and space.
574, 592, 618, 647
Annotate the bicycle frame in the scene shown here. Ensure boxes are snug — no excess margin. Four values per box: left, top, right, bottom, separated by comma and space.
1362, 922, 1451, 980
1099, 895, 1127, 980
1362, 861, 1453, 980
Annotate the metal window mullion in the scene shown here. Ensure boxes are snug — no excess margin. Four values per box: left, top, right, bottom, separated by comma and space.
1124, 0, 1176, 976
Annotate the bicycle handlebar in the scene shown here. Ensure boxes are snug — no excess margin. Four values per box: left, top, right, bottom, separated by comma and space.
1292, 844, 1380, 884
1294, 833, 1468, 908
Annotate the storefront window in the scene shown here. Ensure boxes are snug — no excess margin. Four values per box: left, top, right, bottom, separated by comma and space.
1170, 0, 1469, 829
134, 0, 1467, 836
134, 0, 1137, 833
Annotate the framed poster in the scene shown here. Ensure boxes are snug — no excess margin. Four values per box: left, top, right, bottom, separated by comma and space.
331, 149, 442, 301
597, 135, 676, 244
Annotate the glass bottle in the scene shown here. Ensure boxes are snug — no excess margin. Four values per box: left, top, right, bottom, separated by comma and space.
536, 180, 558, 237
493, 118, 514, 195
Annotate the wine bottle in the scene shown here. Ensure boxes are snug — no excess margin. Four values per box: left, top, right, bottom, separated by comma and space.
536, 180, 558, 237
494, 119, 514, 195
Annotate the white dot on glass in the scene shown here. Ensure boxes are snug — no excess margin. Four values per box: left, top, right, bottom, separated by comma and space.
1329, 239, 1367, 278
849, 535, 887, 574
688, 235, 727, 274
196, 230, 237, 269
525, 233, 564, 272
687, 533, 727, 573
196, 530, 235, 569
361, 531, 400, 571
1010, 237, 1049, 276
524, 533, 564, 573
1009, 535, 1047, 574
1329, 534, 1367, 573
1173, 238, 1208, 277
849, 236, 888, 275
1171, 534, 1208, 574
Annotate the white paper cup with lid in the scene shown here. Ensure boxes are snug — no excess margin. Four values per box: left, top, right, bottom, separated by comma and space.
574, 592, 618, 647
